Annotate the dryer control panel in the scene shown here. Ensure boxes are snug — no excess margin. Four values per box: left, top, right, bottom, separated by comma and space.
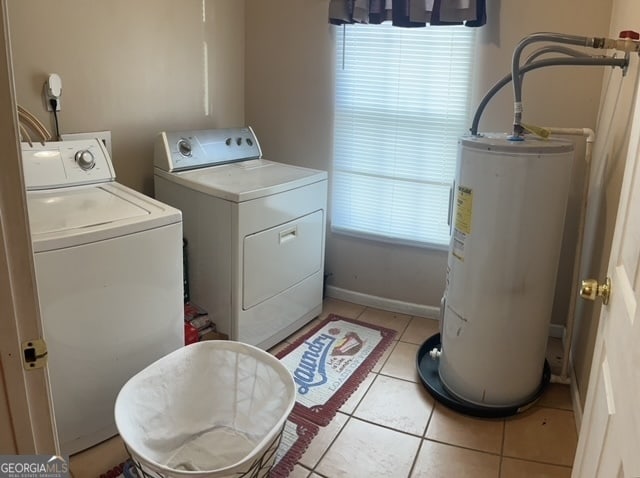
154, 126, 262, 172
22, 139, 115, 190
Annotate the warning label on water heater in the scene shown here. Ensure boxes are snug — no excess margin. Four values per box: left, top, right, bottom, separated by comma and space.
453, 186, 473, 261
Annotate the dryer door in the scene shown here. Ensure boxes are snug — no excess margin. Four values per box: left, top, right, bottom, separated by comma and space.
243, 210, 323, 309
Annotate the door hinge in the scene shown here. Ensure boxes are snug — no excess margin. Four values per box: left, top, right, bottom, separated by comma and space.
22, 338, 48, 370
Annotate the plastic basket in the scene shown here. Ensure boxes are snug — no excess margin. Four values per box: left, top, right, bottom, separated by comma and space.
115, 341, 296, 478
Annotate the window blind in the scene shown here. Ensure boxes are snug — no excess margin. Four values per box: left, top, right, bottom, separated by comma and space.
332, 23, 476, 248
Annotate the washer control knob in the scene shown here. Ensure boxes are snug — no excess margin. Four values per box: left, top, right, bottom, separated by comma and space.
225, 137, 232, 146
246, 138, 253, 146
177, 139, 192, 157
74, 150, 95, 170
236, 137, 242, 146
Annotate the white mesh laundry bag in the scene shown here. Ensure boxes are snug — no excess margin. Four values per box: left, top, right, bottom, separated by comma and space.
115, 340, 295, 477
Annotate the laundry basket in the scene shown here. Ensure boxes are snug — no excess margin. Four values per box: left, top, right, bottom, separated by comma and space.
114, 340, 296, 478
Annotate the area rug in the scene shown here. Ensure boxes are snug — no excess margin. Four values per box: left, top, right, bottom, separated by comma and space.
269, 314, 397, 477
98, 460, 130, 478
269, 414, 320, 478
276, 314, 397, 427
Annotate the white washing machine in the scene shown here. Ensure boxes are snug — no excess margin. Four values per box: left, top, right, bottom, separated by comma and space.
154, 127, 328, 350
22, 139, 184, 455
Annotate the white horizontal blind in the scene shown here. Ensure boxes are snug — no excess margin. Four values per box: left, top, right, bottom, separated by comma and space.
332, 23, 476, 248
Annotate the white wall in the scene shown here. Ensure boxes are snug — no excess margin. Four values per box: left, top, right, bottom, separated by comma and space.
8, 0, 245, 196
245, 0, 613, 321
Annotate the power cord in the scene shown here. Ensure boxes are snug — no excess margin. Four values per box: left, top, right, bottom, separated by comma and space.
49, 98, 61, 141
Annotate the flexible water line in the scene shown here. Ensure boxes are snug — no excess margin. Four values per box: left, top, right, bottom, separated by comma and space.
524, 46, 591, 65
17, 105, 52, 143
18, 122, 33, 147
511, 33, 640, 135
469, 56, 627, 135
511, 34, 593, 133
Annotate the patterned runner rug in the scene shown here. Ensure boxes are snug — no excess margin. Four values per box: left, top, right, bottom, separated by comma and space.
270, 314, 397, 477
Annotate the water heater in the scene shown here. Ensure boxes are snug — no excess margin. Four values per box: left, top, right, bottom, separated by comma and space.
421, 134, 574, 416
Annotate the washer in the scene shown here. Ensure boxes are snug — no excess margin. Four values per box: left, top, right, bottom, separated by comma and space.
154, 127, 328, 350
22, 139, 184, 455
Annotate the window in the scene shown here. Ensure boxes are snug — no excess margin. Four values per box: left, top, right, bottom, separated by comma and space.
332, 23, 476, 248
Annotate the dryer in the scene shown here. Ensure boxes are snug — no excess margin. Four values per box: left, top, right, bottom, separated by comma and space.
22, 139, 184, 455
154, 127, 328, 350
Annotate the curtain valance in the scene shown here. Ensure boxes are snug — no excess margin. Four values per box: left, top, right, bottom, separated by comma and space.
329, 0, 486, 27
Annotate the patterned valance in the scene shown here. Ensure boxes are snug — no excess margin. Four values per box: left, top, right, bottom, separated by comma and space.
329, 0, 486, 27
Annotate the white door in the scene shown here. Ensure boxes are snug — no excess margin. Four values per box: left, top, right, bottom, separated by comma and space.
0, 0, 56, 453
571, 83, 640, 476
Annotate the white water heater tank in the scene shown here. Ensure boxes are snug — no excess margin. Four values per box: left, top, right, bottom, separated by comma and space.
439, 134, 574, 408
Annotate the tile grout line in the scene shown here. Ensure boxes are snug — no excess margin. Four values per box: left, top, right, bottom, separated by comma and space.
306, 414, 353, 477
372, 340, 398, 374
500, 453, 574, 469
498, 419, 506, 477
346, 414, 430, 441
407, 438, 426, 478
422, 401, 436, 439
355, 306, 413, 334
406, 400, 438, 477
423, 436, 504, 458
342, 399, 508, 458
334, 416, 426, 477
354, 305, 367, 319
375, 371, 422, 386
530, 403, 575, 412
341, 372, 379, 416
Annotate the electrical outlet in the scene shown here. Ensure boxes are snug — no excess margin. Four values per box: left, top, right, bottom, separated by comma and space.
61, 131, 112, 157
43, 74, 62, 112
46, 98, 61, 112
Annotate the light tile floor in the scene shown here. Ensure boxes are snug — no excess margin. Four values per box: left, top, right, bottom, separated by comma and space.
70, 298, 578, 478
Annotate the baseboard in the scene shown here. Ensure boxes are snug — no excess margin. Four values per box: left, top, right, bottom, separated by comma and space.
325, 285, 440, 319
326, 286, 568, 340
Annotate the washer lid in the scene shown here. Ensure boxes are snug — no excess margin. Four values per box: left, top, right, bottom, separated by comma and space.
28, 182, 182, 252
29, 187, 147, 235
159, 158, 328, 202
